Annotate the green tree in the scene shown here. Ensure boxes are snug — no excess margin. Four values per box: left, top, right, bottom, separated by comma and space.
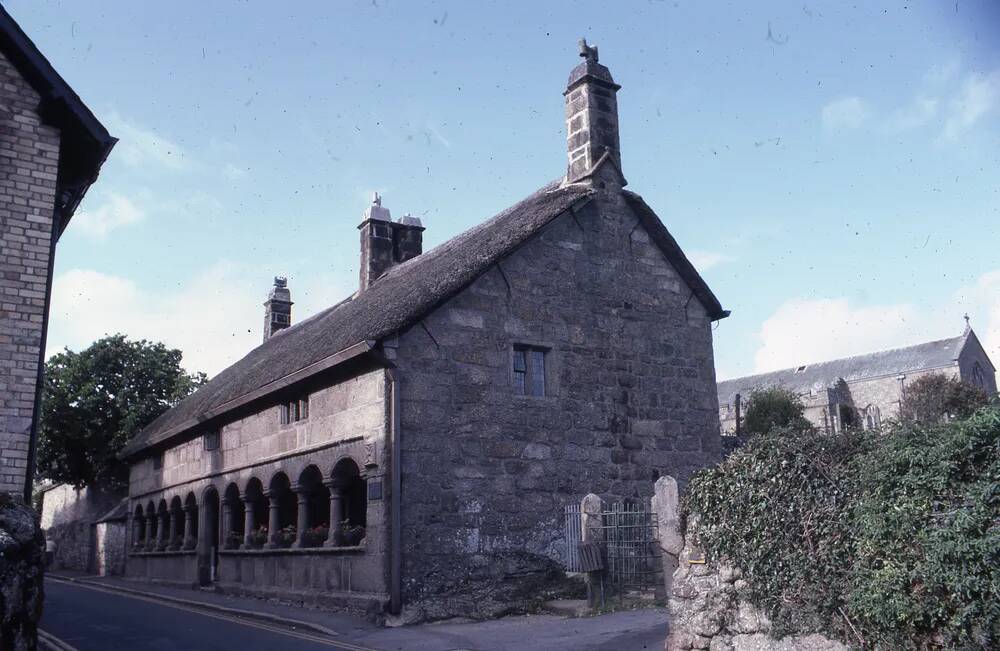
742, 386, 812, 437
37, 334, 206, 490
899, 373, 991, 425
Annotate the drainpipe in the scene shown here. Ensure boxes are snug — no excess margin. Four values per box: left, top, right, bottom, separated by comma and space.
387, 367, 402, 615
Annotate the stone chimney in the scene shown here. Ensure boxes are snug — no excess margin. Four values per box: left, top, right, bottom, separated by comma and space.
564, 38, 622, 183
358, 193, 425, 292
263, 276, 292, 342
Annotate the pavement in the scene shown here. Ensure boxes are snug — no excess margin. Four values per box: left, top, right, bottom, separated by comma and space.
41, 571, 667, 651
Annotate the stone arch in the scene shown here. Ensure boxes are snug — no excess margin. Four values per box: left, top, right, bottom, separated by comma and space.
330, 456, 368, 528
295, 464, 330, 547
132, 503, 145, 548
144, 500, 157, 550
198, 485, 221, 586
266, 471, 296, 547
222, 482, 244, 549
183, 492, 199, 547
156, 499, 169, 551
168, 495, 183, 550
243, 476, 268, 548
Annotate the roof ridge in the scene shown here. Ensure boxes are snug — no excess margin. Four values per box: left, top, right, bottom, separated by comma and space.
718, 332, 968, 386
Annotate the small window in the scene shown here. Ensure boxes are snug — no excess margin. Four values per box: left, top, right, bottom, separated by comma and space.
152, 453, 163, 470
513, 345, 547, 397
273, 312, 290, 325
204, 430, 220, 451
280, 395, 309, 424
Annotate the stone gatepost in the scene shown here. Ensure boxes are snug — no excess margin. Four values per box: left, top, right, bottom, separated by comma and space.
580, 492, 605, 608
651, 475, 683, 600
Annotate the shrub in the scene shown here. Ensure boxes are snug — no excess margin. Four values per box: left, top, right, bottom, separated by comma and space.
899, 374, 991, 425
742, 387, 812, 437
686, 408, 1000, 649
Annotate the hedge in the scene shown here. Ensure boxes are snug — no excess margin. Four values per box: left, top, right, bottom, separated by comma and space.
686, 408, 1000, 649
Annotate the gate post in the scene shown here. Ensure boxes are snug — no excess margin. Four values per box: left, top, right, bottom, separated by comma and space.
651, 476, 683, 603
580, 493, 605, 608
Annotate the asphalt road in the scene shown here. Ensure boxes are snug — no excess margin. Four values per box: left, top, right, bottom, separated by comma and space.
41, 578, 667, 651
41, 579, 372, 651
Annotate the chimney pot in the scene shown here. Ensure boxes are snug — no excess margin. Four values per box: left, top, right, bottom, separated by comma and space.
358, 195, 426, 291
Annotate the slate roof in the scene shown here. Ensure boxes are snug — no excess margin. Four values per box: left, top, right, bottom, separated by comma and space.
0, 5, 116, 236
717, 332, 970, 407
124, 179, 728, 459
94, 498, 129, 524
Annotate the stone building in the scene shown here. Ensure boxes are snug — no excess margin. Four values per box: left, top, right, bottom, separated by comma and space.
0, 6, 115, 501
718, 325, 997, 436
120, 41, 728, 616
38, 482, 123, 572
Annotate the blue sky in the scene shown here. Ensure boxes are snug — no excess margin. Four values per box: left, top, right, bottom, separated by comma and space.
9, 1, 1000, 380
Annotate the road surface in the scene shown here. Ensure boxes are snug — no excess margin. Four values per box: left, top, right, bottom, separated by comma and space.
41, 578, 666, 650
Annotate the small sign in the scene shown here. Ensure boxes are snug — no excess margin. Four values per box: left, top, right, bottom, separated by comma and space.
367, 478, 383, 501
687, 548, 706, 564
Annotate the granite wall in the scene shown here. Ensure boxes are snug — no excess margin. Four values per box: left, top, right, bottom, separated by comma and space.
392, 186, 722, 615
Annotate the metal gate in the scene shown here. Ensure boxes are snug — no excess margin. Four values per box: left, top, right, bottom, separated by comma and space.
601, 501, 659, 594
562, 501, 660, 596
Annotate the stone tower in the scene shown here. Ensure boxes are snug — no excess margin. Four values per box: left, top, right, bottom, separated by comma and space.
564, 38, 623, 183
263, 277, 292, 341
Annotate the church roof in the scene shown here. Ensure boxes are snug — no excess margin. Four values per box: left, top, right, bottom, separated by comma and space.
717, 332, 971, 407
124, 181, 728, 459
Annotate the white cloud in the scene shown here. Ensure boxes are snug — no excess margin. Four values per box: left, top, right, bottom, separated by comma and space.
925, 58, 961, 85
46, 262, 356, 378
223, 163, 248, 180
106, 111, 187, 169
47, 263, 258, 375
885, 96, 939, 132
688, 250, 731, 271
943, 71, 1000, 138
70, 192, 145, 238
752, 298, 926, 374
821, 96, 870, 130
959, 270, 1000, 365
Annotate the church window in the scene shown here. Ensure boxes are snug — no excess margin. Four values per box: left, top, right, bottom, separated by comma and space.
152, 453, 163, 470
513, 345, 547, 397
864, 405, 881, 431
204, 430, 220, 451
972, 362, 986, 388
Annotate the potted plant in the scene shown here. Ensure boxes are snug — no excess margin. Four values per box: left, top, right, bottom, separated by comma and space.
338, 518, 365, 546
277, 524, 297, 548
248, 525, 267, 548
225, 531, 242, 549
303, 524, 329, 547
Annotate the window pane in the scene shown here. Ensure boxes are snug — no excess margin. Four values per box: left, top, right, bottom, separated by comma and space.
512, 349, 526, 372
280, 404, 289, 425
530, 349, 546, 396
300, 398, 309, 420
513, 370, 526, 395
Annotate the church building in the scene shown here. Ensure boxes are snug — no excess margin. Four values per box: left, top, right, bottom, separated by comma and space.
121, 41, 728, 616
718, 325, 997, 436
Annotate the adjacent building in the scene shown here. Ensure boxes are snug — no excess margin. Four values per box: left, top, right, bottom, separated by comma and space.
0, 6, 115, 501
718, 325, 997, 436
120, 41, 728, 615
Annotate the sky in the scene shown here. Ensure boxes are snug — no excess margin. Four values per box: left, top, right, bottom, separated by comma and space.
8, 0, 1000, 381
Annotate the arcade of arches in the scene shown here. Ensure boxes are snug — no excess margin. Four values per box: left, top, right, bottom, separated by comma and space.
130, 459, 367, 553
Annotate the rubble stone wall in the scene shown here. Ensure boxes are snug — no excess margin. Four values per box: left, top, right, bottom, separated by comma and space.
393, 186, 723, 616
654, 477, 847, 651
0, 496, 45, 651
